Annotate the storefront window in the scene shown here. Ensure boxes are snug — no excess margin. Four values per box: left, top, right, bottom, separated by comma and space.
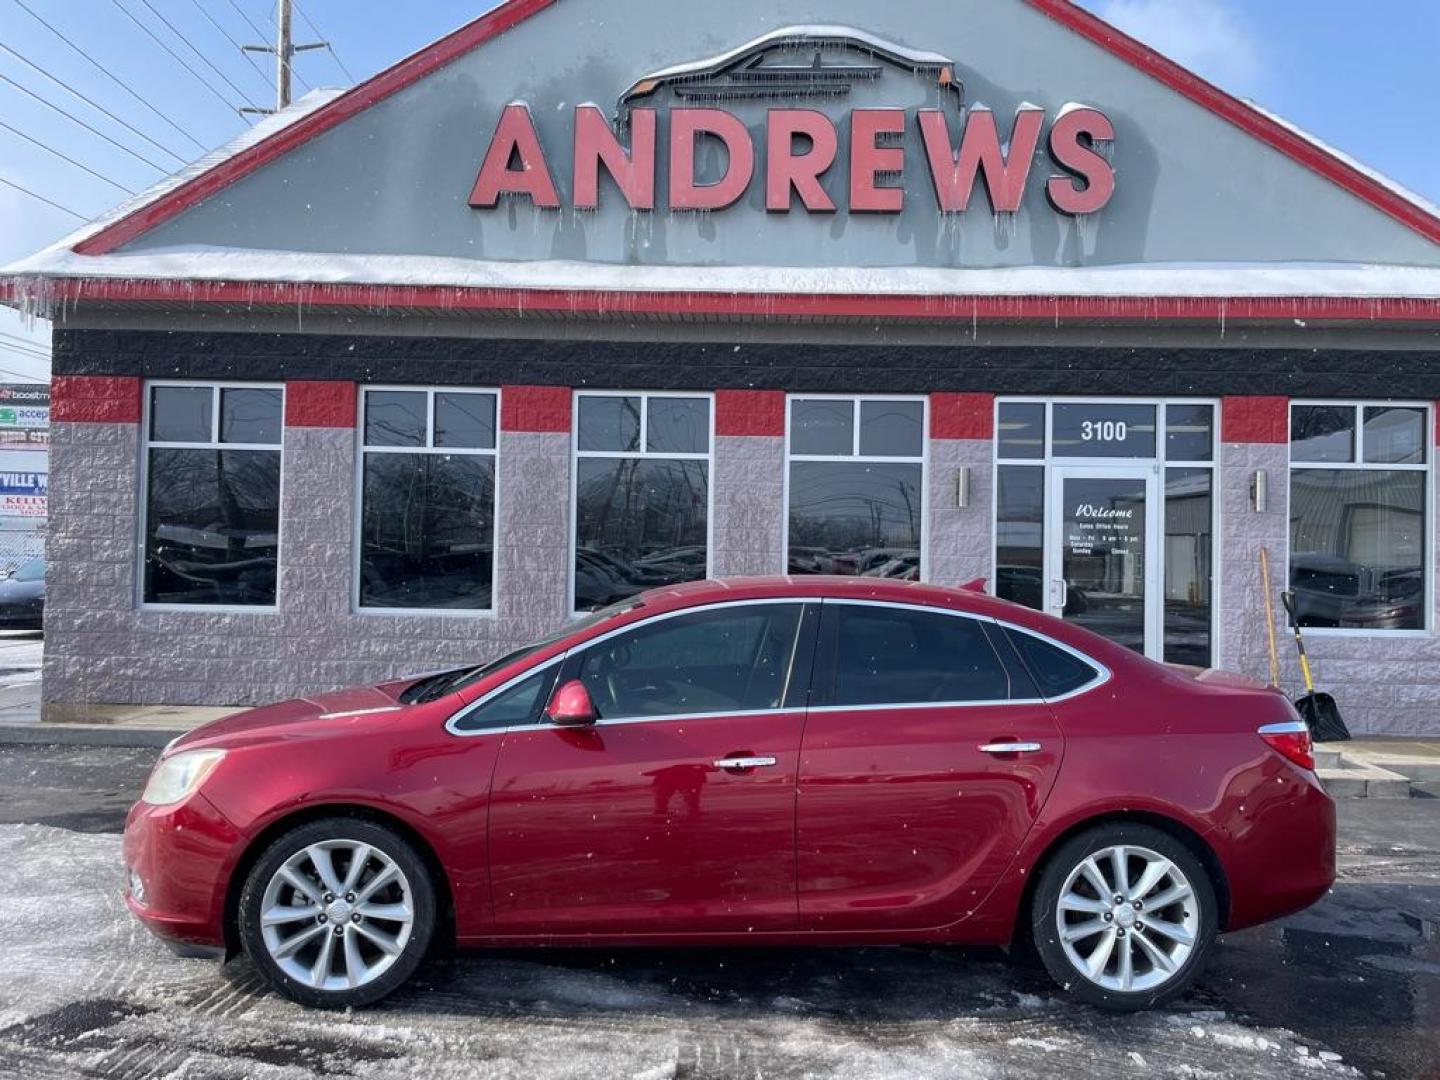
1164, 468, 1213, 666
993, 399, 1216, 663
143, 383, 282, 607
787, 397, 924, 578
1290, 403, 1428, 631
573, 393, 711, 612
359, 388, 497, 611
996, 465, 1044, 609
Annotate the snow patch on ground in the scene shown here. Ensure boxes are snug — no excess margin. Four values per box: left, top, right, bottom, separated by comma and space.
0, 824, 1366, 1079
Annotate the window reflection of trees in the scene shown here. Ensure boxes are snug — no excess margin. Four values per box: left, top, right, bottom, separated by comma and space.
574, 458, 708, 610
145, 449, 280, 605
360, 455, 495, 610
788, 462, 921, 578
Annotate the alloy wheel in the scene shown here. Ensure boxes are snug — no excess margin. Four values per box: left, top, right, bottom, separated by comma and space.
1053, 843, 1199, 993
258, 839, 415, 992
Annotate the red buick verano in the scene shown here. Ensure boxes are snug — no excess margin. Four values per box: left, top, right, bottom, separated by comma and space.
123, 577, 1335, 1010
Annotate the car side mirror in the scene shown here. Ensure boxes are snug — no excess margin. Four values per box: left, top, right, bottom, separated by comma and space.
546, 679, 598, 727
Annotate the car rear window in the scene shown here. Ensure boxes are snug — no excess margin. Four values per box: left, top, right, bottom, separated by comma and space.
1003, 628, 1100, 699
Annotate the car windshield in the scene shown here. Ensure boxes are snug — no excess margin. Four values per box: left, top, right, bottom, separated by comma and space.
11, 558, 43, 582
409, 597, 644, 702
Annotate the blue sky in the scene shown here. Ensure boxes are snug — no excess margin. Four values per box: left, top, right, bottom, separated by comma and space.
1, 0, 1437, 380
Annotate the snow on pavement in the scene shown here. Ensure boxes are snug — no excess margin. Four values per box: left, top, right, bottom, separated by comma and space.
0, 824, 1364, 1079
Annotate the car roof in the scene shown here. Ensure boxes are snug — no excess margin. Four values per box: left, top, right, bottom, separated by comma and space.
619, 576, 1022, 621
584, 575, 1147, 674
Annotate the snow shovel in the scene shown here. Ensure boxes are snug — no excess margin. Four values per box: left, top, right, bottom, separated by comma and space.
1279, 590, 1351, 743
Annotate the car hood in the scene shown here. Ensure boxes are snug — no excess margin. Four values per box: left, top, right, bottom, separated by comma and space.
169, 683, 410, 752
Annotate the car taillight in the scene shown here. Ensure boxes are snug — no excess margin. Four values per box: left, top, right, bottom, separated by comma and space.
1258, 720, 1314, 771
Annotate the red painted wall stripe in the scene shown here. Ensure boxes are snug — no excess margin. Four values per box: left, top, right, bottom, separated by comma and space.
284, 380, 357, 428
1024, 0, 1440, 244
930, 392, 995, 440
51, 375, 141, 423
715, 389, 785, 437
1221, 395, 1289, 443
73, 0, 559, 256
10, 278, 1440, 324
501, 384, 570, 433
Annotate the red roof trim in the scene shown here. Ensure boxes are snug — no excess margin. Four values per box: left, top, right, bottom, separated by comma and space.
1024, 0, 1440, 245
72, 0, 559, 256
9, 277, 1440, 323
66, 0, 1440, 262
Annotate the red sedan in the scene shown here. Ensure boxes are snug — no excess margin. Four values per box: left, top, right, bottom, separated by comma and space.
123, 577, 1334, 1011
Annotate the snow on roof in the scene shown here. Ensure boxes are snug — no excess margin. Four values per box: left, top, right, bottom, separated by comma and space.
632, 24, 954, 84
19, 88, 345, 263
7, 247, 1440, 303
1244, 99, 1440, 223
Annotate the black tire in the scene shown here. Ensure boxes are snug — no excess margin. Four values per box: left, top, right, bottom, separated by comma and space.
239, 817, 436, 1009
1029, 823, 1218, 1011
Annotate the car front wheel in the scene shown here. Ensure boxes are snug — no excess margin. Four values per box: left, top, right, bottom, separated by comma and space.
1030, 823, 1217, 1010
239, 817, 436, 1008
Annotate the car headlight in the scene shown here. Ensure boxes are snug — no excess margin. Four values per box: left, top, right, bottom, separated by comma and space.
141, 749, 226, 806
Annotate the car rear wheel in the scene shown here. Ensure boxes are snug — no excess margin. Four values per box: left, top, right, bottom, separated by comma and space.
239, 817, 436, 1008
1030, 823, 1217, 1011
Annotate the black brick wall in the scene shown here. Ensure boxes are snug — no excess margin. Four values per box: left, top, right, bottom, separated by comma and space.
53, 329, 1440, 397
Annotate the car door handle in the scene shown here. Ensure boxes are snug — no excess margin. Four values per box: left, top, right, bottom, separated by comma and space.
714, 756, 777, 770
978, 742, 1043, 755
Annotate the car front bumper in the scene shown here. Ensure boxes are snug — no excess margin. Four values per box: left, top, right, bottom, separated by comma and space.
123, 791, 244, 955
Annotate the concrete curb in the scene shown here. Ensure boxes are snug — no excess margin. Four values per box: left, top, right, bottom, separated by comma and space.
0, 724, 184, 749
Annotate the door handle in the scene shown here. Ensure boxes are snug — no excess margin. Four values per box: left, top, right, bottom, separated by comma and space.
1053, 578, 1068, 610
978, 742, 1043, 755
714, 756, 777, 770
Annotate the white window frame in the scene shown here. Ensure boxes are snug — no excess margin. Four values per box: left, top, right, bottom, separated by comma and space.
991, 397, 1222, 664
569, 390, 716, 617
138, 380, 285, 613
353, 385, 502, 617
783, 394, 930, 581
1288, 399, 1433, 638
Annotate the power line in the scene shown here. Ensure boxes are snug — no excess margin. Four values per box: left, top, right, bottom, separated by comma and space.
225, 0, 310, 93
0, 174, 87, 220
8, 0, 210, 154
0, 39, 189, 165
0, 69, 169, 174
0, 119, 137, 195
0, 329, 51, 350
0, 332, 52, 357
109, 0, 244, 119
292, 0, 355, 83
185, 0, 273, 93
132, 0, 261, 110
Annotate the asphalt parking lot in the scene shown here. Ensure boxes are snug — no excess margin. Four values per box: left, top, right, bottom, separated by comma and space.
0, 742, 1436, 1080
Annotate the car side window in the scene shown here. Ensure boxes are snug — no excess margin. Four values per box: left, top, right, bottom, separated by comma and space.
574, 603, 805, 719
451, 665, 559, 733
828, 605, 1012, 706
1003, 628, 1100, 698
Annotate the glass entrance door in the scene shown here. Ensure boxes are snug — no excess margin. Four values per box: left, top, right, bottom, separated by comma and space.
1047, 466, 1160, 658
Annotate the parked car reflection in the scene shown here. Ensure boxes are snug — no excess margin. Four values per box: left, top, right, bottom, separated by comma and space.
1290, 554, 1423, 629
0, 556, 44, 629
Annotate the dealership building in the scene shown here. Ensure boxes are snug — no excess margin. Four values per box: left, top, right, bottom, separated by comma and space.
4, 0, 1440, 733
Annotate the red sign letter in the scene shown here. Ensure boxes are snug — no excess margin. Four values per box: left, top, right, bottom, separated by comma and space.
849, 109, 905, 213
766, 110, 837, 213
1047, 106, 1116, 215
918, 107, 1044, 214
469, 103, 560, 209
669, 109, 755, 211
573, 105, 656, 211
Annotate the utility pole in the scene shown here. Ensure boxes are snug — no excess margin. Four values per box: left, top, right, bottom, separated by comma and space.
275, 0, 292, 112
242, 0, 327, 116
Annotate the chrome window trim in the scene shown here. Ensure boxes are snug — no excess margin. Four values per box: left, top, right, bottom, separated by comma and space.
445, 655, 565, 737
444, 595, 1111, 738
992, 618, 1113, 702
